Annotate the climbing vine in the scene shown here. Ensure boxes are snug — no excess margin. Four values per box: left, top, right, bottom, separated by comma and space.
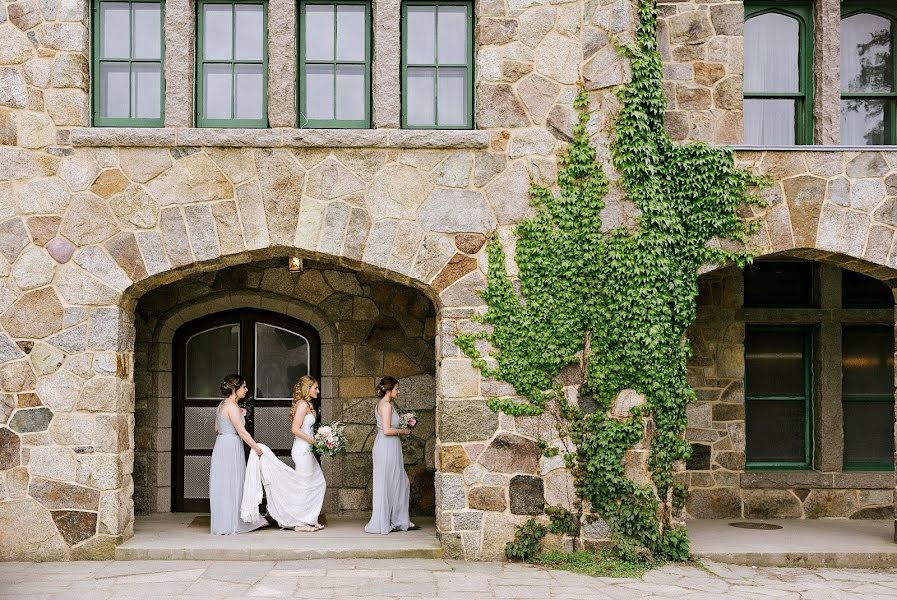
458, 0, 764, 560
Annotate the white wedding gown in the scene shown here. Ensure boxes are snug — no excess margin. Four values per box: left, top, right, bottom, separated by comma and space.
241, 413, 326, 528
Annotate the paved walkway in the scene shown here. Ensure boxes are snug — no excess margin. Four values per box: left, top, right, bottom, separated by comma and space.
1, 558, 896, 599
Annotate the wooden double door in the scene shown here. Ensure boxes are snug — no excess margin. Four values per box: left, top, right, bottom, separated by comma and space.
172, 309, 321, 512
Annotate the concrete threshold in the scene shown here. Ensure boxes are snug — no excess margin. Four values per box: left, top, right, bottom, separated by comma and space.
115, 514, 443, 561
688, 518, 897, 568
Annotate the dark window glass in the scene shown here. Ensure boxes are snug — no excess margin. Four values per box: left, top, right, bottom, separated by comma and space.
743, 261, 816, 308
745, 327, 810, 466
745, 329, 806, 396
842, 269, 894, 308
843, 326, 895, 468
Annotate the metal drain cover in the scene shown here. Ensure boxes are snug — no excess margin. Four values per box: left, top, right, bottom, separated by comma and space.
728, 521, 783, 530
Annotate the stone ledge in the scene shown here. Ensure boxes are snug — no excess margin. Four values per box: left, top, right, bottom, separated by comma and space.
728, 145, 897, 152
742, 471, 895, 489
68, 127, 491, 149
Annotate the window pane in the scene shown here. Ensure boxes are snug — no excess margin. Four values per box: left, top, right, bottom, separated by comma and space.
101, 2, 131, 59
745, 328, 805, 397
306, 4, 334, 61
204, 63, 233, 119
336, 64, 365, 120
255, 323, 310, 399
843, 327, 895, 396
234, 63, 263, 119
406, 67, 435, 125
844, 401, 895, 466
131, 62, 161, 118
437, 5, 467, 64
235, 3, 264, 61
841, 98, 889, 145
744, 98, 796, 145
253, 406, 295, 451
841, 13, 893, 93
743, 261, 816, 308
336, 4, 365, 62
406, 5, 435, 64
437, 67, 466, 126
100, 62, 130, 118
745, 12, 800, 93
184, 406, 218, 450
204, 3, 233, 61
842, 269, 894, 308
183, 455, 211, 499
746, 399, 806, 463
185, 324, 240, 398
132, 2, 162, 59
306, 64, 334, 120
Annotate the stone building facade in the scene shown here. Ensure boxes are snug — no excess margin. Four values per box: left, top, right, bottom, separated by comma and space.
0, 0, 896, 561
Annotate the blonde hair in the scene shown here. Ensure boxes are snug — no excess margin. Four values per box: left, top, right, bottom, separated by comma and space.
289, 375, 318, 422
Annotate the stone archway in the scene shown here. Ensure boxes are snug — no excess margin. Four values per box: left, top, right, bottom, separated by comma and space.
131, 257, 439, 521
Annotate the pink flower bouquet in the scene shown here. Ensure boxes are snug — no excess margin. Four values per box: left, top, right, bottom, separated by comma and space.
399, 412, 418, 430
312, 421, 347, 457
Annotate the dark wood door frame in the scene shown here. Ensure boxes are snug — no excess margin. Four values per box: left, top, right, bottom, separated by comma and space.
172, 308, 322, 512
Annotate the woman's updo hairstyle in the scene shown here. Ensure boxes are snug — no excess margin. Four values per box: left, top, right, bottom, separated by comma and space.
376, 376, 399, 398
220, 374, 246, 398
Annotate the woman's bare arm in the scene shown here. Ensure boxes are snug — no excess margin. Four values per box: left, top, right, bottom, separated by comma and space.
224, 403, 263, 455
379, 401, 409, 436
291, 402, 315, 444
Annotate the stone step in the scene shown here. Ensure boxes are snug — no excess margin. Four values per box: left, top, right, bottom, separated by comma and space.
688, 518, 897, 569
116, 514, 443, 561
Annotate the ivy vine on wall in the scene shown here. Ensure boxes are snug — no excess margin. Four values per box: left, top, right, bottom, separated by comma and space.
457, 0, 764, 560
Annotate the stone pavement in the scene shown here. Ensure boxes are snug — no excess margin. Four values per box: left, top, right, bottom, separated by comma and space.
1, 558, 897, 599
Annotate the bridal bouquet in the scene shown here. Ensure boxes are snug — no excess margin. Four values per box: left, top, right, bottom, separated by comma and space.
398, 411, 418, 430
313, 421, 347, 457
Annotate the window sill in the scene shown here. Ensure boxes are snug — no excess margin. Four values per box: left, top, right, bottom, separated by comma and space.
727, 145, 897, 152
67, 127, 491, 149
742, 471, 895, 489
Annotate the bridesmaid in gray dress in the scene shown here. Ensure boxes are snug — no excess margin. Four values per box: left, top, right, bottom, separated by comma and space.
209, 374, 268, 535
365, 376, 420, 534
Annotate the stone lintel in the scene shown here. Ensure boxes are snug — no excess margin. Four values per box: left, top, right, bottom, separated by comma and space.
69, 128, 490, 149
742, 471, 896, 490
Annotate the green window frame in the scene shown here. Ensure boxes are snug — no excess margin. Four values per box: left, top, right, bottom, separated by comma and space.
841, 325, 896, 471
196, 0, 268, 128
840, 1, 897, 145
91, 0, 166, 127
744, 1, 815, 145
401, 0, 474, 129
744, 325, 813, 470
298, 0, 371, 128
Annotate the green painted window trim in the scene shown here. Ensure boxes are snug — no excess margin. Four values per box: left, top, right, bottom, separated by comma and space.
400, 0, 474, 130
744, 1, 815, 145
297, 0, 371, 129
840, 1, 897, 145
91, 0, 166, 127
841, 324, 896, 470
195, 0, 268, 128
744, 325, 814, 470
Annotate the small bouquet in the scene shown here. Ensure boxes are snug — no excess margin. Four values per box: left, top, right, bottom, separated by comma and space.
398, 411, 418, 430
313, 421, 347, 457
238, 396, 253, 428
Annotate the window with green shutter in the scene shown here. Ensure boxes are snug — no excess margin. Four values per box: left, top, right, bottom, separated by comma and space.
196, 0, 268, 128
840, 2, 897, 145
92, 0, 165, 126
401, 0, 474, 129
298, 0, 371, 128
743, 2, 814, 145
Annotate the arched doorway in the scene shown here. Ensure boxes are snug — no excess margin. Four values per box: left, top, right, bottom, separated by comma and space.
171, 309, 321, 512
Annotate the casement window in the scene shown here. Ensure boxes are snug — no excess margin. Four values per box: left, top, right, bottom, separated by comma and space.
401, 0, 473, 129
842, 326, 895, 470
744, 326, 813, 468
298, 0, 371, 128
196, 0, 267, 127
92, 0, 165, 126
841, 2, 897, 145
743, 2, 814, 145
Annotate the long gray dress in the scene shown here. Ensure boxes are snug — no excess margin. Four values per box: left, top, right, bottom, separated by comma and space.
364, 403, 411, 534
209, 407, 268, 535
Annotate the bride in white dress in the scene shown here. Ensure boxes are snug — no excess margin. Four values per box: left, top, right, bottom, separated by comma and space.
240, 376, 327, 532
285, 375, 327, 532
